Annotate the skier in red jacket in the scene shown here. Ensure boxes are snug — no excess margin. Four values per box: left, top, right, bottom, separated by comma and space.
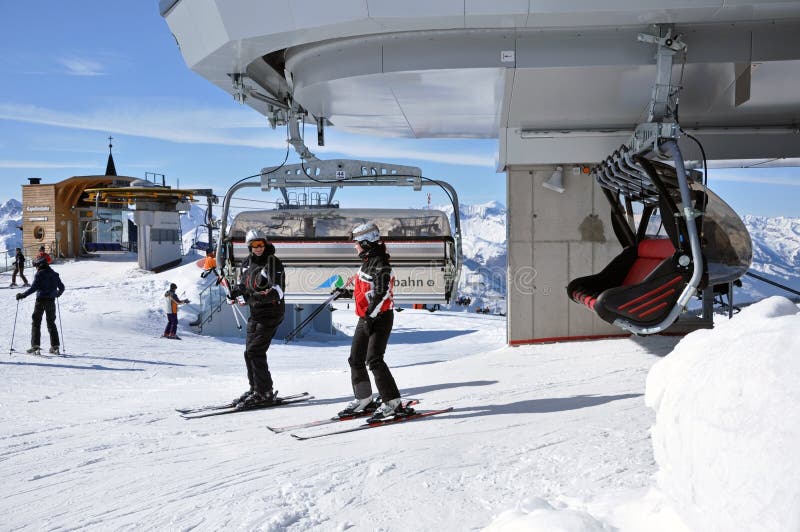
336, 222, 414, 422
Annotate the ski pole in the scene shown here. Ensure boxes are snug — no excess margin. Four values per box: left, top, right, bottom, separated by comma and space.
57, 296, 64, 354
284, 290, 341, 343
229, 304, 242, 329
218, 275, 244, 330
9, 299, 20, 354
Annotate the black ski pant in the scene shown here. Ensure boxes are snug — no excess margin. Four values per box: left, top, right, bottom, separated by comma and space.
348, 310, 399, 402
244, 315, 282, 394
31, 298, 59, 348
12, 264, 28, 285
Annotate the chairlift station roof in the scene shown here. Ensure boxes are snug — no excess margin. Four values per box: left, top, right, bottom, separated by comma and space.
161, 0, 800, 167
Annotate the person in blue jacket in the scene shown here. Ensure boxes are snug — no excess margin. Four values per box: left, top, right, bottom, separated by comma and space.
16, 256, 65, 354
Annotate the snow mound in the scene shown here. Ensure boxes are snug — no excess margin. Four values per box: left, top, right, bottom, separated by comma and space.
645, 296, 800, 532
485, 497, 609, 531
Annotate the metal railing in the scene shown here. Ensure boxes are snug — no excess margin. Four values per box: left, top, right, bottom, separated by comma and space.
189, 277, 227, 332
0, 241, 57, 274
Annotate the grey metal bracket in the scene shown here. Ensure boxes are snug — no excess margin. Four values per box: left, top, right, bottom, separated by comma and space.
637, 24, 687, 124
263, 159, 422, 192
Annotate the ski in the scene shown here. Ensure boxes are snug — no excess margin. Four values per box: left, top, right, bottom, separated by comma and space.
177, 392, 309, 415
267, 399, 420, 433
181, 395, 313, 419
290, 407, 453, 440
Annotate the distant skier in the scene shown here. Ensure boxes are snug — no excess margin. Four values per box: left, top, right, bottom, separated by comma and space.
162, 283, 190, 339
10, 247, 29, 287
335, 223, 414, 422
200, 249, 217, 279
226, 229, 286, 408
16, 256, 65, 354
35, 245, 52, 264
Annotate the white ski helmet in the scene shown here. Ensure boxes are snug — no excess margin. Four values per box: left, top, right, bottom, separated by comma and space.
245, 229, 267, 247
352, 222, 380, 243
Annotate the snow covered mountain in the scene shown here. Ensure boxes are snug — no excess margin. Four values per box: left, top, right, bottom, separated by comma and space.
739, 215, 800, 301
436, 201, 508, 312
0, 198, 23, 257
2, 195, 798, 303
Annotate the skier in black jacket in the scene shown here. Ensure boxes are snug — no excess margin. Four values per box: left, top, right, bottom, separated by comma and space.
10, 248, 29, 287
16, 256, 65, 354
227, 229, 286, 408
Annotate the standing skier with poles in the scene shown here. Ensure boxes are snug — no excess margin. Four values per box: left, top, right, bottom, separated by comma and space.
162, 283, 190, 339
335, 223, 414, 422
10, 247, 29, 287
227, 229, 286, 408
15, 256, 65, 354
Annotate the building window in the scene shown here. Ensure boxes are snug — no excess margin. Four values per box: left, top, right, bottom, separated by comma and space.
33, 226, 45, 240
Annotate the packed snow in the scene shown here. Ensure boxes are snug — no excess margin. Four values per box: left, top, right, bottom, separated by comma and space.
2, 255, 798, 531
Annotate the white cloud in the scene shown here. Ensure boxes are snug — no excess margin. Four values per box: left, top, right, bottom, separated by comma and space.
711, 171, 800, 187
58, 56, 106, 76
0, 101, 496, 168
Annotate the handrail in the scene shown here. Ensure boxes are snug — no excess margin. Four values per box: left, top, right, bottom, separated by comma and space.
190, 278, 226, 332
1, 241, 57, 273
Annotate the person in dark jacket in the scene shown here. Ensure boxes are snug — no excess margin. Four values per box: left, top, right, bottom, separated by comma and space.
227, 229, 286, 408
16, 256, 65, 354
10, 248, 29, 287
335, 222, 414, 422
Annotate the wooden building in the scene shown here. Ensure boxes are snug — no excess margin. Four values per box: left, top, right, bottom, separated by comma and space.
22, 175, 136, 258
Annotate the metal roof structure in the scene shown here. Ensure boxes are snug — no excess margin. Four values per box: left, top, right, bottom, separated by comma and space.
160, 1, 800, 167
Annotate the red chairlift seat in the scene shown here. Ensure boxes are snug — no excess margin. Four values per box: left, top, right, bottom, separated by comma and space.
568, 238, 691, 326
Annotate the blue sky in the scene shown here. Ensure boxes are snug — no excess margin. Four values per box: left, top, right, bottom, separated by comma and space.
1, 1, 798, 217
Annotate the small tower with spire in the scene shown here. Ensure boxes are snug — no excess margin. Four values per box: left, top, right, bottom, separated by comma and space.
105, 136, 117, 176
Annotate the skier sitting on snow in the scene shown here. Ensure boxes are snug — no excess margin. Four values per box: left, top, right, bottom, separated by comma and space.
16, 256, 65, 354
162, 283, 190, 339
334, 222, 414, 422
226, 229, 286, 409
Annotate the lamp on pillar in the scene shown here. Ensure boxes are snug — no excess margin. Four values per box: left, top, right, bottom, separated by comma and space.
542, 166, 565, 193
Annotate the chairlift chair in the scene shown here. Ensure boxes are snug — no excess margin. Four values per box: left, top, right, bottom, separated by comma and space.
568, 157, 752, 334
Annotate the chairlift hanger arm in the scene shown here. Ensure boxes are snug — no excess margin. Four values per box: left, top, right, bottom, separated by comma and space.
583, 24, 704, 335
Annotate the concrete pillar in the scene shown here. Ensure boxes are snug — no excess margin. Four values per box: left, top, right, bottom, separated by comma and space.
506, 164, 623, 344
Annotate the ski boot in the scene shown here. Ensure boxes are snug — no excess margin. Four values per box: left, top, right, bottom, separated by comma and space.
49, 346, 60, 355
26, 346, 41, 355
367, 398, 414, 423
232, 388, 254, 405
337, 396, 379, 418
237, 389, 277, 409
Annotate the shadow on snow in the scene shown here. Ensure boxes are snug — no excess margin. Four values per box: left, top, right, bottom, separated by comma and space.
0, 360, 145, 371
446, 393, 643, 419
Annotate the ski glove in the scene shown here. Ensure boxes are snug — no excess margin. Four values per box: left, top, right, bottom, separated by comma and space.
15, 293, 24, 301
333, 288, 353, 299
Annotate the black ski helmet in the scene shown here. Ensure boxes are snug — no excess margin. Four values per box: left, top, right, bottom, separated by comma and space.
170, 283, 177, 290
32, 256, 48, 268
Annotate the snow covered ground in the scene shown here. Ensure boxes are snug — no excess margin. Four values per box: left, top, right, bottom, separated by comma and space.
1, 256, 798, 531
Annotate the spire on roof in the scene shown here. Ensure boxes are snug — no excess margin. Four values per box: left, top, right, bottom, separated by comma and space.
105, 136, 117, 176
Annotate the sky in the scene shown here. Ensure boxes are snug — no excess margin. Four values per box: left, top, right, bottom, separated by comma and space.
1, 1, 798, 217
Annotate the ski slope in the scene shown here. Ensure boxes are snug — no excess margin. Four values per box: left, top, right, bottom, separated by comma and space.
1, 255, 798, 531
